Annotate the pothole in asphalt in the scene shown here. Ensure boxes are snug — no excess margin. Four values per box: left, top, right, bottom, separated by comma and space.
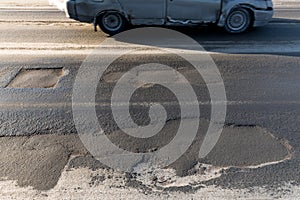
0, 122, 292, 191
105, 120, 291, 172
121, 123, 292, 190
74, 120, 292, 190
7, 68, 65, 88
202, 125, 292, 168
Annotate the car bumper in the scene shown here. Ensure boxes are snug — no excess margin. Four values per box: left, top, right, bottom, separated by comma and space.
65, 0, 77, 19
66, 0, 94, 23
253, 9, 274, 27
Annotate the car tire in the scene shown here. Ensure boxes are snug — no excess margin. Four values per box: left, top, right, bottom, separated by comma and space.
224, 8, 252, 34
98, 12, 127, 35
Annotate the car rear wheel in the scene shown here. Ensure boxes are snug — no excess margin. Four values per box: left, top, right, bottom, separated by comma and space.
224, 8, 252, 34
98, 12, 127, 35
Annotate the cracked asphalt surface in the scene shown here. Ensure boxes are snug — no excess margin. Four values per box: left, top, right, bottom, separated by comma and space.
0, 0, 300, 199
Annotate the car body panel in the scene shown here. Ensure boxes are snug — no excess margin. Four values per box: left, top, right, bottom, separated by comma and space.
167, 0, 221, 22
119, 0, 166, 25
65, 0, 273, 28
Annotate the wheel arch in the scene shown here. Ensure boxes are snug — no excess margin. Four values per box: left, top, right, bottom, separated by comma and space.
218, 3, 256, 27
93, 9, 129, 32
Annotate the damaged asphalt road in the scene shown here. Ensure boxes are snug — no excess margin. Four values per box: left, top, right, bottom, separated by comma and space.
0, 0, 300, 199
1, 52, 300, 198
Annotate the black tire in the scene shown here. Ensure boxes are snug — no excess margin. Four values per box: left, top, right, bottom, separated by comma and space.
224, 8, 252, 34
98, 12, 127, 35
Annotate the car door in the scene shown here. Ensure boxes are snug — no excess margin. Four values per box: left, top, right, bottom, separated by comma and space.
167, 0, 221, 21
119, 0, 166, 24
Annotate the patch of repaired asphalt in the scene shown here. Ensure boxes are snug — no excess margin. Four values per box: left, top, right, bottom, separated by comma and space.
0, 134, 87, 190
0, 122, 292, 191
7, 68, 64, 88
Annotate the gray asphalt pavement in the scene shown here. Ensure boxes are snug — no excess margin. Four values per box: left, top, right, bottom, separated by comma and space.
0, 1, 300, 199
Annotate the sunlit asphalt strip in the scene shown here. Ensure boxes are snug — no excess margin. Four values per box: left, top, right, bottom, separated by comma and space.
0, 8, 59, 12
0, 41, 300, 54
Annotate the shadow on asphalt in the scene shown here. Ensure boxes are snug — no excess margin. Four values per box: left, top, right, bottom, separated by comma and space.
112, 18, 300, 57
